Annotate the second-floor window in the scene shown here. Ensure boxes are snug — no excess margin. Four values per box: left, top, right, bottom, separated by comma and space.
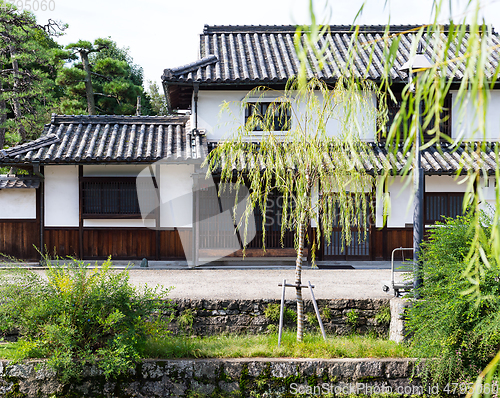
245, 101, 291, 132
380, 93, 452, 143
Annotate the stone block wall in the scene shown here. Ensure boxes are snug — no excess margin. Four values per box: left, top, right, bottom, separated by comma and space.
0, 358, 424, 398
167, 298, 391, 336
1, 298, 392, 343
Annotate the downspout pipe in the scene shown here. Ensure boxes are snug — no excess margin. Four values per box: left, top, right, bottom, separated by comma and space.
32, 161, 44, 265
193, 83, 199, 132
192, 82, 200, 268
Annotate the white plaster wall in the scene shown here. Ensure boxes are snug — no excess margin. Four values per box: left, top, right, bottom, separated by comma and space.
0, 189, 36, 219
159, 164, 194, 228
376, 175, 469, 228
452, 90, 500, 140
425, 175, 468, 193
84, 219, 156, 228
197, 90, 377, 141
376, 177, 413, 228
83, 165, 145, 176
478, 176, 496, 214
45, 165, 79, 227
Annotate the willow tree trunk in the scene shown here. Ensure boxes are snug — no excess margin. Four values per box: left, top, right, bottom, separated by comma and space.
295, 172, 313, 342
295, 217, 306, 342
9, 45, 26, 141
80, 50, 96, 115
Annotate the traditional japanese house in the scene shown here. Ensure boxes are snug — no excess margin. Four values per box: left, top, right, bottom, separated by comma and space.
162, 25, 500, 263
1, 24, 499, 265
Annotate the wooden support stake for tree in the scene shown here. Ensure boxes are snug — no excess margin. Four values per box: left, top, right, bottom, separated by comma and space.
309, 280, 326, 341
278, 278, 286, 347
277, 280, 325, 346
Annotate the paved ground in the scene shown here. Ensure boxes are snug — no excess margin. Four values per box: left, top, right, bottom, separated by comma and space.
9, 260, 412, 300
125, 268, 404, 300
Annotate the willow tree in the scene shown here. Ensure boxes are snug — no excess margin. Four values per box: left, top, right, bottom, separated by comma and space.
206, 76, 381, 341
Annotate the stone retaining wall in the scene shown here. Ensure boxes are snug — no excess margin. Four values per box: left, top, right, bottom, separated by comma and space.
0, 358, 423, 397
168, 298, 391, 336
1, 299, 391, 342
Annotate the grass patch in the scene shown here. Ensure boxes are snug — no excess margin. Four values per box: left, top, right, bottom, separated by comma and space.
0, 342, 17, 360
143, 331, 410, 359
1, 333, 409, 361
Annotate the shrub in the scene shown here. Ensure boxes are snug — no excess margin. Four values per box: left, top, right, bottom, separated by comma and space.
177, 309, 195, 333
306, 312, 319, 326
375, 305, 391, 326
321, 306, 332, 321
264, 303, 297, 324
0, 257, 172, 381
406, 211, 500, 384
346, 309, 359, 329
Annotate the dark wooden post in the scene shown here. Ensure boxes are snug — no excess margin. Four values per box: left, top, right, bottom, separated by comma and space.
192, 172, 200, 268
38, 165, 44, 263
78, 165, 83, 259
155, 164, 161, 260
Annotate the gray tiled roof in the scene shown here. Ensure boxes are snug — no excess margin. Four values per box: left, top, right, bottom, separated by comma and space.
0, 176, 40, 189
162, 24, 500, 85
0, 115, 208, 165
369, 143, 499, 175
207, 142, 499, 175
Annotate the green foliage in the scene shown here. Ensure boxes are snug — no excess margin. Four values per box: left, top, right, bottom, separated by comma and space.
0, 2, 68, 147
177, 309, 195, 334
0, 257, 172, 381
375, 306, 391, 326
266, 324, 278, 334
321, 306, 332, 321
305, 312, 318, 326
206, 77, 377, 257
206, 77, 379, 342
146, 80, 169, 115
346, 309, 359, 329
406, 212, 500, 384
264, 304, 297, 324
58, 37, 152, 115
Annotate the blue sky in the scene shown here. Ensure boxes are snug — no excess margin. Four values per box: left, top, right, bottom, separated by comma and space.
31, 0, 500, 87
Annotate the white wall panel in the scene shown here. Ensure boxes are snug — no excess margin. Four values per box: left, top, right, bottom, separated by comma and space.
377, 175, 471, 228
159, 164, 194, 228
0, 189, 36, 219
452, 90, 500, 140
45, 165, 79, 227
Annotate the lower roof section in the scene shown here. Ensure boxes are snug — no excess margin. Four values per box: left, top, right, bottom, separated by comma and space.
0, 115, 207, 165
0, 175, 40, 189
206, 141, 499, 175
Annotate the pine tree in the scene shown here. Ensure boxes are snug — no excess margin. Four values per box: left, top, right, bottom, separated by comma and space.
57, 38, 149, 115
0, 1, 66, 147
